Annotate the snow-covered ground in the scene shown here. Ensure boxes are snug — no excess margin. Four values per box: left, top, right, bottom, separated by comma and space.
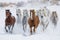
0, 1, 60, 40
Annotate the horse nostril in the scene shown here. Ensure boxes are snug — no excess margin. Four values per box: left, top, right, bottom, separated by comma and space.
41, 16, 43, 18
16, 14, 18, 16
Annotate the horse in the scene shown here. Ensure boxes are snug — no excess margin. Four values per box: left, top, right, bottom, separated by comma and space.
37, 8, 49, 31
5, 10, 16, 33
16, 9, 22, 24
22, 10, 28, 32
28, 10, 39, 34
50, 11, 58, 26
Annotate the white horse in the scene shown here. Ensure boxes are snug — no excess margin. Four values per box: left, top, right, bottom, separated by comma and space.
16, 9, 22, 24
22, 10, 28, 32
37, 7, 50, 31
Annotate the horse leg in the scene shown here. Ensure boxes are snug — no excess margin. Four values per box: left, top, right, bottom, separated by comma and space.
24, 23, 27, 32
43, 22, 48, 31
8, 25, 11, 33
11, 25, 14, 33
43, 24, 45, 31
8, 25, 11, 31
54, 21, 57, 28
30, 26, 32, 35
5, 26, 8, 32
33, 25, 37, 33
45, 22, 49, 29
12, 25, 14, 30
41, 21, 45, 31
33, 27, 35, 33
23, 24, 25, 32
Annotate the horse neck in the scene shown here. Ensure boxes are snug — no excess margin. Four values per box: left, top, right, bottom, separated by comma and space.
32, 13, 35, 18
7, 15, 12, 20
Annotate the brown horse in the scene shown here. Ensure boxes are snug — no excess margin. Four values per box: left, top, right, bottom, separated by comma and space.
28, 10, 40, 34
5, 10, 16, 33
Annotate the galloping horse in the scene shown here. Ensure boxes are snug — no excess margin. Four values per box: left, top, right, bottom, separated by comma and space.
50, 11, 58, 26
28, 10, 39, 34
37, 8, 49, 31
5, 10, 16, 33
22, 10, 28, 32
16, 9, 22, 23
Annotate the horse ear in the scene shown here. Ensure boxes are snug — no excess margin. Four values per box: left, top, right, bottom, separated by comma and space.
6, 10, 10, 12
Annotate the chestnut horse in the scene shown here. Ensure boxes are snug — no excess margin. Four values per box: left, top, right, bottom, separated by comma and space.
28, 10, 39, 34
5, 10, 16, 33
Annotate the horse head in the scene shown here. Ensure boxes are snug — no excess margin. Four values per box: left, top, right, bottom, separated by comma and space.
6, 10, 11, 18
30, 10, 36, 19
23, 9, 28, 17
52, 11, 58, 18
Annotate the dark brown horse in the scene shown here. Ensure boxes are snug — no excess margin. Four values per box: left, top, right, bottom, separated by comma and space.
28, 10, 40, 34
5, 10, 16, 33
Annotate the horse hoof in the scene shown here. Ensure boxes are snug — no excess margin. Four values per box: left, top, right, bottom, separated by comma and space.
6, 30, 8, 32
30, 33, 33, 35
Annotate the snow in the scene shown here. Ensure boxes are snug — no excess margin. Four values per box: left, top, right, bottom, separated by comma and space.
0, 1, 60, 40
